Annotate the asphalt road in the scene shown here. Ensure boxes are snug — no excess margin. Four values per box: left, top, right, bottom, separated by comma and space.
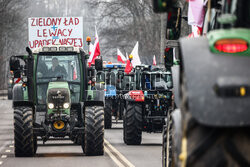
0, 100, 162, 167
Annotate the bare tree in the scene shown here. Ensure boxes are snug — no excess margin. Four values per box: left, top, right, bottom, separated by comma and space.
86, 0, 162, 64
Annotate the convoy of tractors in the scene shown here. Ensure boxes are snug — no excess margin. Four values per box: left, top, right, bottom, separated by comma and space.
6, 0, 250, 166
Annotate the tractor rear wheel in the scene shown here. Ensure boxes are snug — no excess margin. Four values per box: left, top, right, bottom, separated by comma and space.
163, 111, 175, 167
123, 107, 127, 144
104, 100, 112, 129
181, 73, 250, 167
184, 118, 250, 167
83, 106, 104, 156
14, 107, 35, 157
123, 102, 142, 145
162, 125, 167, 167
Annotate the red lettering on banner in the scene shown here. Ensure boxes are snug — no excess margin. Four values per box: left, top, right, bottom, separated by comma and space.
75, 18, 79, 25
43, 29, 47, 37
68, 29, 73, 36
38, 18, 42, 26
49, 29, 57, 37
52, 39, 56, 45
69, 18, 74, 25
31, 18, 35, 26
58, 18, 62, 25
37, 30, 42, 37
46, 18, 51, 26
29, 41, 34, 48
78, 38, 83, 47
64, 18, 68, 26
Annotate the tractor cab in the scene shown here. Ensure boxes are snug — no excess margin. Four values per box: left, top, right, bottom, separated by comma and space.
36, 47, 82, 105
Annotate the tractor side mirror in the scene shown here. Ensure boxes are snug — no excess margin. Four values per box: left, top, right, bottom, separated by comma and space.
95, 58, 103, 71
166, 7, 182, 40
164, 48, 174, 69
9, 57, 20, 71
9, 57, 21, 78
152, 0, 177, 13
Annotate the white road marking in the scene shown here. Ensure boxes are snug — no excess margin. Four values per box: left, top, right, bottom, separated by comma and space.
0, 161, 2, 165
0, 141, 10, 153
104, 139, 135, 167
104, 147, 125, 167
1, 155, 7, 159
5, 150, 11, 153
9, 145, 13, 148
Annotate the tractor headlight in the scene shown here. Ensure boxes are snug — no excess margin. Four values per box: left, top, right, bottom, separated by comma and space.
9, 79, 13, 84
22, 76, 28, 82
48, 103, 54, 109
63, 103, 70, 109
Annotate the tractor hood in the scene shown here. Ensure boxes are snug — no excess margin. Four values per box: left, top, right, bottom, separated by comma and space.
46, 82, 71, 114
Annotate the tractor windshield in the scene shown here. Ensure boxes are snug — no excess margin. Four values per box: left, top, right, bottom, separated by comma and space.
36, 54, 81, 104
142, 73, 170, 90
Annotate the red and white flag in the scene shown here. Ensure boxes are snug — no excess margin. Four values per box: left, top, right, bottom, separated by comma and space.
117, 49, 126, 64
88, 27, 100, 66
73, 64, 77, 80
187, 0, 205, 37
153, 55, 157, 66
125, 60, 133, 74
89, 43, 94, 55
126, 52, 129, 60
130, 41, 141, 67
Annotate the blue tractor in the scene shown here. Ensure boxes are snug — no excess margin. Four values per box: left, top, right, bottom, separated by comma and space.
103, 64, 125, 129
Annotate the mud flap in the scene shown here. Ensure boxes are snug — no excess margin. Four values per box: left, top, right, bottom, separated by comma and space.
179, 37, 250, 126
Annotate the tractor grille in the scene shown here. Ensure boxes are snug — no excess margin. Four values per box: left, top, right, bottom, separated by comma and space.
47, 88, 69, 108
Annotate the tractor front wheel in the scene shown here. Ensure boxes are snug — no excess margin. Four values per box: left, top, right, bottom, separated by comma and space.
104, 100, 112, 129
14, 107, 35, 157
83, 106, 104, 156
123, 102, 142, 145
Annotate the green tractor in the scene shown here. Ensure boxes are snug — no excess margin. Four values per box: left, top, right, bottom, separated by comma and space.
154, 0, 250, 166
9, 45, 105, 157
123, 65, 173, 145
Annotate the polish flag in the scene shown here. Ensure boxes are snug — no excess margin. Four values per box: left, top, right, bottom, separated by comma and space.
153, 55, 157, 66
88, 27, 100, 66
187, 0, 205, 37
126, 52, 129, 60
125, 59, 133, 74
117, 49, 126, 64
89, 43, 94, 55
130, 41, 141, 67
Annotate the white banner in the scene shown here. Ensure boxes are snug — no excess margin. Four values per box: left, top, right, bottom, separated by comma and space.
28, 17, 83, 50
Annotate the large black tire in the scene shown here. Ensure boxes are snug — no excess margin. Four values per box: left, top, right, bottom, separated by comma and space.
33, 135, 37, 154
73, 135, 82, 145
162, 125, 167, 167
123, 107, 127, 144
83, 106, 104, 156
180, 73, 250, 167
184, 118, 250, 167
118, 100, 125, 120
123, 102, 142, 145
14, 107, 35, 157
104, 100, 112, 129
163, 111, 175, 167
8, 88, 12, 100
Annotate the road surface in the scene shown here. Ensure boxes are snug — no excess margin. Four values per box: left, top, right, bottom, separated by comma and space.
0, 100, 162, 167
